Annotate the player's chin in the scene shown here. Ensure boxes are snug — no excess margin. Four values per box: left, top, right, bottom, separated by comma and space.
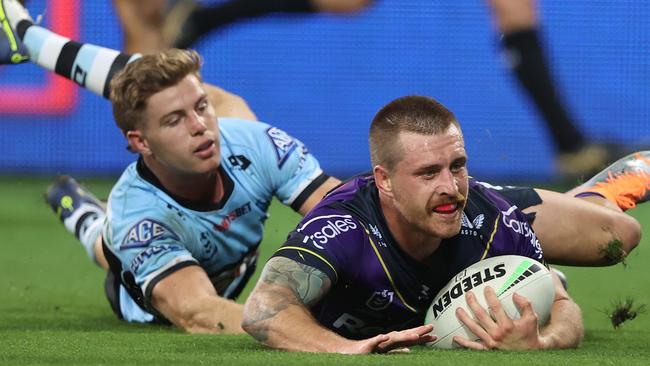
193, 157, 221, 174
429, 212, 462, 237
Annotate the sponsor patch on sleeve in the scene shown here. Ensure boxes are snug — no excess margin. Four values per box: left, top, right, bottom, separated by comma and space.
266, 127, 297, 168
121, 219, 181, 249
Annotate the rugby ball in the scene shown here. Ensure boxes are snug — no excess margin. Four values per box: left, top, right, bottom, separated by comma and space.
424, 255, 554, 349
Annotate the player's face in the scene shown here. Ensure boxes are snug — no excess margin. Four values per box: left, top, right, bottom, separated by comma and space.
389, 126, 469, 240
140, 74, 220, 175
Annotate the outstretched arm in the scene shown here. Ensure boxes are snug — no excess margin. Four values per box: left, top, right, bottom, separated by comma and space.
151, 265, 245, 334
242, 257, 434, 353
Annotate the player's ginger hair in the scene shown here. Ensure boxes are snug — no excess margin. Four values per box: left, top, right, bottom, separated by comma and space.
109, 49, 203, 134
369, 95, 461, 171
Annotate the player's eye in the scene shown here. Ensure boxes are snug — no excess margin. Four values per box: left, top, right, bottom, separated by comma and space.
421, 171, 436, 179
451, 159, 467, 173
197, 99, 208, 112
164, 117, 180, 126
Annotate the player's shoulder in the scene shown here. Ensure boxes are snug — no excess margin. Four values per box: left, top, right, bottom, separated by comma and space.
218, 117, 272, 142
219, 117, 299, 162
468, 178, 518, 213
108, 162, 158, 207
106, 162, 187, 238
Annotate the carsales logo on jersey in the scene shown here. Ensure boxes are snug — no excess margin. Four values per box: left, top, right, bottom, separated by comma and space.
298, 215, 357, 249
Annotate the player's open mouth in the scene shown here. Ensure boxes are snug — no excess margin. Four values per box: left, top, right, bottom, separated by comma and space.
432, 202, 459, 214
193, 140, 215, 158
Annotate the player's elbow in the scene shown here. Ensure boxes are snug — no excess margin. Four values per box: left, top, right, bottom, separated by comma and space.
241, 292, 272, 342
241, 297, 258, 335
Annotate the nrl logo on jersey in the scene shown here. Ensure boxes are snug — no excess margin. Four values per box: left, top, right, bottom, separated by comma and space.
366, 289, 395, 311
266, 127, 297, 168
460, 213, 484, 237
121, 219, 181, 249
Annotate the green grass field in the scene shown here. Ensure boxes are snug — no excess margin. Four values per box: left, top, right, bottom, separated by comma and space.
1, 176, 648, 365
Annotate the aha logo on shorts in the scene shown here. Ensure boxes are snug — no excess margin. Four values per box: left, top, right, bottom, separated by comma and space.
121, 219, 180, 249
266, 127, 297, 168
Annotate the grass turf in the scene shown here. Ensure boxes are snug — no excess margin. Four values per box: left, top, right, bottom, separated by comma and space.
0, 176, 648, 365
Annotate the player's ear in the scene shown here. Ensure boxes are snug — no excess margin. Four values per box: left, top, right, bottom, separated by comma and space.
126, 130, 151, 155
374, 165, 394, 197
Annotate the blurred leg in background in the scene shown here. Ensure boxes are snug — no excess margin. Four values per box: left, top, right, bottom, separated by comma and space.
163, 0, 373, 50
113, 0, 167, 54
486, 0, 614, 179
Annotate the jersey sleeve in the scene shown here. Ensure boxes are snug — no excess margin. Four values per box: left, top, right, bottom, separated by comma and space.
271, 208, 366, 283
473, 180, 545, 262
257, 124, 329, 210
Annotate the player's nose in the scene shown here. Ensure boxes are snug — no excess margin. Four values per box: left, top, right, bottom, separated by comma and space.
187, 111, 207, 135
436, 169, 459, 196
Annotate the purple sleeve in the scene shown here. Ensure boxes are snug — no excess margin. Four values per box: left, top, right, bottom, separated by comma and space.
271, 207, 366, 283
477, 182, 544, 262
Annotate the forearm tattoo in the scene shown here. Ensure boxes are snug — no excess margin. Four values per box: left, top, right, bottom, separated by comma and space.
243, 257, 331, 342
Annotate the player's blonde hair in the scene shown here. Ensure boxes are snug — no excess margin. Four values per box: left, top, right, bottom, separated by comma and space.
369, 95, 460, 171
109, 49, 203, 134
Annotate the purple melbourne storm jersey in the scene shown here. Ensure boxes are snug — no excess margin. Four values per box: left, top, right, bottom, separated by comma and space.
272, 175, 543, 339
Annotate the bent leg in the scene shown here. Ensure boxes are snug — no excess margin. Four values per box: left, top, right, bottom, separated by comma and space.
526, 189, 641, 266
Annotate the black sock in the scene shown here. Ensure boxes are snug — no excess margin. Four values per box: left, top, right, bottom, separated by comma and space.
178, 0, 315, 47
502, 29, 585, 153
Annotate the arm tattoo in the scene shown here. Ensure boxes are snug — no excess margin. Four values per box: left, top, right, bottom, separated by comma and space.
262, 257, 332, 307
243, 257, 331, 342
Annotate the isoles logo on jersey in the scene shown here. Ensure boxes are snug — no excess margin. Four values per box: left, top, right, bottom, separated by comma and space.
297, 214, 358, 249
121, 219, 181, 249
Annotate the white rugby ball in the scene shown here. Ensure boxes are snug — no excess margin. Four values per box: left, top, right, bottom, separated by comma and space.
424, 255, 554, 349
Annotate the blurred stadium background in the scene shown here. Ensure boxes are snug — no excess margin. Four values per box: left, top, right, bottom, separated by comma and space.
0, 0, 648, 180
1, 2, 650, 364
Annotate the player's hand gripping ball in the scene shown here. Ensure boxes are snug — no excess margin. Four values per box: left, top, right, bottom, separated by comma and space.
424, 255, 554, 348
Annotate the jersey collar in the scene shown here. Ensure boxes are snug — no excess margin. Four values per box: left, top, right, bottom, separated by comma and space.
136, 157, 235, 212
